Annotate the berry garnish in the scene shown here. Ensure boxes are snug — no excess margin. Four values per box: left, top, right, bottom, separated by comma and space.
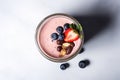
70, 23, 82, 34
56, 26, 64, 34
56, 40, 64, 45
64, 28, 79, 42
57, 46, 62, 52
62, 42, 74, 55
64, 23, 70, 30
59, 49, 66, 57
66, 46, 73, 55
58, 34, 65, 40
62, 42, 71, 49
70, 42, 75, 47
79, 60, 90, 68
60, 63, 70, 70
51, 33, 58, 40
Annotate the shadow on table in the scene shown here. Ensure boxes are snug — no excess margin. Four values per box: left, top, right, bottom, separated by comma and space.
71, 4, 115, 43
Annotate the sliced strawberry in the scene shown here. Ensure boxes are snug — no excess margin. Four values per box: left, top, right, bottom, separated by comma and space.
64, 28, 79, 42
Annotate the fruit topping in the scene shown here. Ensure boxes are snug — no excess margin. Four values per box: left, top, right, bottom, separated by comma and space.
58, 33, 65, 40
62, 42, 71, 49
51, 33, 58, 40
66, 46, 73, 55
70, 23, 81, 34
50, 23, 81, 57
64, 28, 79, 42
56, 40, 64, 45
61, 42, 74, 55
59, 49, 66, 57
64, 23, 70, 30
57, 46, 62, 52
56, 26, 64, 34
70, 42, 75, 47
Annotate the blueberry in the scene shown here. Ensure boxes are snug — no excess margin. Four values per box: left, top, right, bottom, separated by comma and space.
60, 64, 66, 70
64, 23, 70, 30
79, 60, 90, 68
79, 61, 86, 68
56, 26, 64, 34
51, 33, 58, 40
60, 63, 70, 70
58, 34, 65, 40
79, 48, 85, 54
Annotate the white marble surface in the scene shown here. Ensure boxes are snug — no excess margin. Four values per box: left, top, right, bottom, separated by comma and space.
0, 0, 120, 80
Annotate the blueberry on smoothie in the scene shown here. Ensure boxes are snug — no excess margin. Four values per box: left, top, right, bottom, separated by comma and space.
64, 23, 70, 30
51, 33, 58, 40
58, 34, 65, 40
56, 26, 64, 34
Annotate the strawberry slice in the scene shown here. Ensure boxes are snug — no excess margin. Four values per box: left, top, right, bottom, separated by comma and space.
64, 28, 79, 42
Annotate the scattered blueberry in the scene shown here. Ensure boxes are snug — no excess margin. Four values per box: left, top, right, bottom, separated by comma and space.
78, 60, 90, 68
64, 23, 70, 30
56, 26, 64, 34
60, 63, 70, 70
79, 61, 86, 68
58, 34, 65, 40
51, 33, 58, 40
79, 48, 85, 54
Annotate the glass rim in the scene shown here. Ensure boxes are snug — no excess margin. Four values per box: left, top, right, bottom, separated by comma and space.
35, 13, 84, 62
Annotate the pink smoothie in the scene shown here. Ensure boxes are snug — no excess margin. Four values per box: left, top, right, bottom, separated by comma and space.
37, 15, 82, 59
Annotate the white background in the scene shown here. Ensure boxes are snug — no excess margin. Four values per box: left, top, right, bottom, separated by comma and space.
0, 0, 120, 80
